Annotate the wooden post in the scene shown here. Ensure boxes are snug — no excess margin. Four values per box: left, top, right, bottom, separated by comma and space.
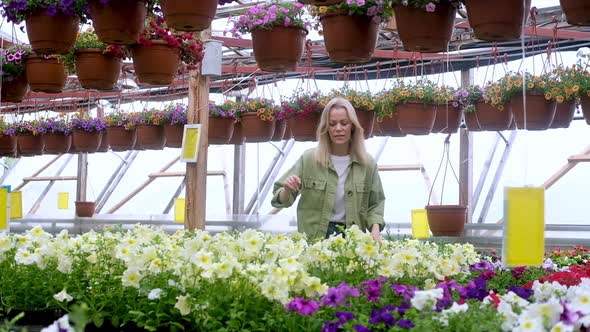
185, 70, 209, 230
460, 69, 474, 223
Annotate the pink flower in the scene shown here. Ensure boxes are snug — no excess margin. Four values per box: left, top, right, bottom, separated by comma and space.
425, 2, 436, 12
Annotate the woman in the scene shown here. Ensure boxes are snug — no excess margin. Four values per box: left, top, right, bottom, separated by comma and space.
271, 97, 385, 241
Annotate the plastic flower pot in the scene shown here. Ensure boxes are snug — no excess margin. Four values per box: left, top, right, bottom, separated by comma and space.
1, 72, 29, 103
25, 55, 67, 93
426, 204, 467, 237
160, 0, 218, 31
208, 117, 235, 145
75, 201, 96, 217
75, 49, 122, 91
88, 0, 148, 44
25, 11, 79, 54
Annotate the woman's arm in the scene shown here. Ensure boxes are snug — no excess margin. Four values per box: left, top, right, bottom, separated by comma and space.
366, 163, 386, 232
271, 156, 304, 208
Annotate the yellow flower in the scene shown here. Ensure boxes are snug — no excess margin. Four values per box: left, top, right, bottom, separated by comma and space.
573, 85, 580, 92
514, 80, 522, 87
556, 95, 565, 103
527, 82, 535, 89
552, 87, 560, 94
497, 104, 505, 111
318, 6, 327, 14
545, 93, 553, 100
538, 81, 546, 89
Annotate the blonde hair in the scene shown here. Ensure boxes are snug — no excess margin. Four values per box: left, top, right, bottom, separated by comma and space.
315, 97, 368, 167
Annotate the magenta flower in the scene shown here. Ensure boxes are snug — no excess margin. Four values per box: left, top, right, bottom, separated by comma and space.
285, 297, 320, 316
425, 2, 436, 12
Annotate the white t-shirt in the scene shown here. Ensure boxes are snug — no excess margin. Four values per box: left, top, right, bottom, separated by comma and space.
330, 154, 351, 223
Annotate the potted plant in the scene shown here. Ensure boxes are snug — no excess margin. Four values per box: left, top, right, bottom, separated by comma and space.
162, 103, 187, 148
130, 108, 167, 150
0, 0, 86, 54
299, 0, 342, 6
69, 114, 106, 153
0, 116, 17, 156
1, 44, 31, 103
63, 29, 126, 91
372, 90, 405, 137
25, 53, 67, 93
218, 100, 246, 145
470, 81, 513, 131
42, 117, 72, 154
160, 0, 233, 31
387, 80, 438, 135
229, 2, 309, 72
11, 119, 47, 156
463, 0, 531, 41
281, 90, 324, 141
132, 15, 204, 85
87, 0, 153, 44
236, 98, 277, 143
546, 65, 583, 129
501, 72, 557, 130
104, 110, 138, 151
322, 85, 376, 137
208, 101, 236, 145
431, 86, 463, 134
391, 0, 458, 52
312, 0, 391, 63
271, 107, 289, 141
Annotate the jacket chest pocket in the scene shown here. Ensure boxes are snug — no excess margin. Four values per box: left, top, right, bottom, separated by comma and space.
300, 178, 327, 206
355, 183, 370, 214
303, 178, 327, 191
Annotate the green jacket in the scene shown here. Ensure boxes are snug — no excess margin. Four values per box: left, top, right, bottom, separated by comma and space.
271, 148, 385, 239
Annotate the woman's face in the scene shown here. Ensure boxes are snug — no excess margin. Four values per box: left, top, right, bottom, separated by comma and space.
328, 106, 353, 146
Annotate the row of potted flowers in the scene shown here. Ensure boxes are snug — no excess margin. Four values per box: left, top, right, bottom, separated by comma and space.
0, 16, 204, 100
1, 225, 589, 331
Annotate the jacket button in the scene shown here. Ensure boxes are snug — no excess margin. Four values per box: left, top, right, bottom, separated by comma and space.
347, 191, 353, 197
313, 182, 316, 186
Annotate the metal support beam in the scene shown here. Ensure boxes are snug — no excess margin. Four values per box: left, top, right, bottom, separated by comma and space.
28, 154, 74, 215
0, 158, 19, 185
14, 154, 62, 191
477, 131, 517, 223
233, 143, 246, 215
76, 153, 88, 202
459, 69, 474, 223
163, 178, 186, 214
95, 151, 139, 213
544, 146, 590, 189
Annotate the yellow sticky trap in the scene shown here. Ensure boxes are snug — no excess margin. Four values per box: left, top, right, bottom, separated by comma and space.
58, 192, 69, 210
503, 187, 545, 267
411, 209, 430, 239
10, 191, 22, 220
181, 125, 201, 162
0, 188, 8, 230
174, 198, 185, 223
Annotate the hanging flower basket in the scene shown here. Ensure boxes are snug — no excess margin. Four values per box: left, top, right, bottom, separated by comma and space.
106, 126, 137, 151
375, 113, 406, 137
466, 101, 513, 131
271, 120, 287, 141
580, 94, 590, 125
0, 135, 17, 157
426, 204, 467, 237
1, 73, 28, 103
298, 0, 342, 5
132, 41, 181, 85
72, 130, 103, 153
88, 0, 147, 44
465, 0, 531, 41
431, 104, 463, 134
17, 134, 45, 156
560, 0, 590, 26
251, 27, 307, 72
240, 113, 275, 143
396, 101, 437, 135
164, 124, 184, 148
226, 122, 246, 145
321, 12, 379, 64
75, 201, 95, 217
75, 49, 122, 91
510, 93, 557, 130
25, 12, 79, 54
208, 117, 235, 145
97, 131, 110, 152
394, 2, 456, 52
289, 113, 320, 142
25, 55, 67, 93
43, 133, 71, 154
549, 100, 576, 129
356, 110, 376, 138
160, 0, 217, 31
136, 124, 166, 150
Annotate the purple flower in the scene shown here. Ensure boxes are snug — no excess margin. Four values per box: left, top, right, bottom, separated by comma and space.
470, 260, 494, 271
335, 311, 355, 323
354, 325, 372, 332
397, 319, 415, 329
507, 286, 534, 300
285, 297, 319, 316
321, 321, 342, 332
425, 2, 436, 12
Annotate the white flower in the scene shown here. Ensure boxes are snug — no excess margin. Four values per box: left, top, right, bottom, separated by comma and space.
410, 288, 444, 311
570, 291, 590, 315
14, 248, 36, 265
122, 267, 143, 288
175, 295, 192, 316
550, 322, 574, 332
148, 288, 162, 300
515, 316, 544, 332
525, 299, 563, 328
53, 289, 73, 303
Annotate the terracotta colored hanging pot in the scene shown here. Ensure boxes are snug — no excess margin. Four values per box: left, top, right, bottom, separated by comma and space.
510, 93, 557, 130
240, 113, 275, 143
467, 100, 513, 131
17, 134, 45, 156
356, 110, 375, 139
375, 112, 406, 137
560, 0, 590, 26
251, 27, 307, 72
75, 201, 95, 217
1, 73, 29, 103
431, 104, 463, 134
164, 124, 184, 148
465, 0, 531, 41
394, 2, 456, 52
132, 41, 181, 85
44, 133, 71, 154
160, 0, 217, 31
549, 100, 576, 129
320, 12, 379, 64
226, 121, 246, 145
106, 126, 136, 151
97, 131, 110, 152
426, 204, 467, 237
209, 117, 235, 145
75, 49, 122, 91
580, 94, 590, 125
89, 0, 147, 44
298, 0, 342, 5
26, 12, 79, 54
136, 124, 166, 150
396, 101, 437, 135
0, 135, 17, 157
25, 55, 67, 93
289, 112, 321, 142
72, 130, 103, 153
271, 120, 287, 141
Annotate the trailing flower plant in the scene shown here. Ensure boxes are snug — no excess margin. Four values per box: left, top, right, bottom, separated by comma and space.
218, 100, 246, 121
68, 113, 106, 132
10, 119, 48, 135
312, 0, 393, 22
240, 98, 278, 121
0, 0, 88, 24
209, 101, 238, 119
138, 15, 205, 69
1, 44, 31, 82
43, 116, 72, 135
546, 65, 584, 103
453, 85, 483, 113
104, 110, 138, 130
62, 29, 127, 74
163, 103, 187, 125
281, 90, 324, 120
131, 108, 167, 126
390, 0, 459, 12
0, 116, 14, 136
323, 85, 376, 112
228, 1, 310, 38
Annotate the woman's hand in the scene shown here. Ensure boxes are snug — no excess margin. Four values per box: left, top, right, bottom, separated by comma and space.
283, 175, 301, 195
370, 224, 382, 243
